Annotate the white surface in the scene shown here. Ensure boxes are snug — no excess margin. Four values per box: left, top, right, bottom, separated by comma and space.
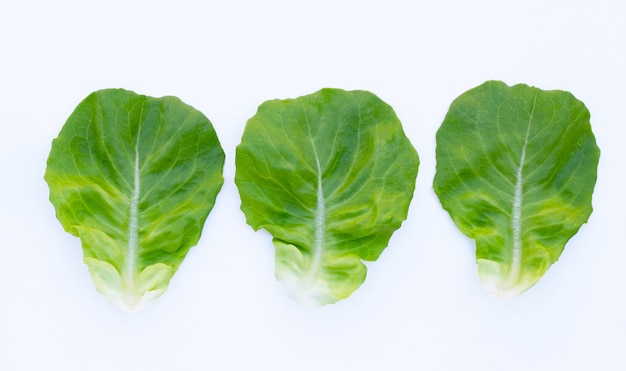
1, 1, 625, 370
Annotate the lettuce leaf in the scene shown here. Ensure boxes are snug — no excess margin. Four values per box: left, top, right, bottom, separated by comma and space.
235, 88, 419, 305
433, 81, 600, 298
45, 89, 224, 312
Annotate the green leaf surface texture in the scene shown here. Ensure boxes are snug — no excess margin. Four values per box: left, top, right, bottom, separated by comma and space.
235, 88, 419, 306
45, 89, 225, 312
433, 80, 600, 298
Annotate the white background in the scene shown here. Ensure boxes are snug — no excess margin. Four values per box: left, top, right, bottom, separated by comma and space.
1, 1, 625, 370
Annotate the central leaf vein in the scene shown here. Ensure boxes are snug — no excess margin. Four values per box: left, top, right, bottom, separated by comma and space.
510, 94, 537, 283
126, 148, 140, 286
302, 104, 325, 288
124, 113, 143, 299
311, 154, 325, 277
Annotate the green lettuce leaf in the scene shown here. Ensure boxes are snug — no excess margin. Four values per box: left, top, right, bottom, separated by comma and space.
235, 88, 419, 306
434, 80, 600, 298
45, 89, 224, 312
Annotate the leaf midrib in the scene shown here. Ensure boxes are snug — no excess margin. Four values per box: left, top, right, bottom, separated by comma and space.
123, 107, 143, 301
311, 154, 325, 279
125, 149, 140, 284
301, 104, 326, 290
509, 93, 537, 283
